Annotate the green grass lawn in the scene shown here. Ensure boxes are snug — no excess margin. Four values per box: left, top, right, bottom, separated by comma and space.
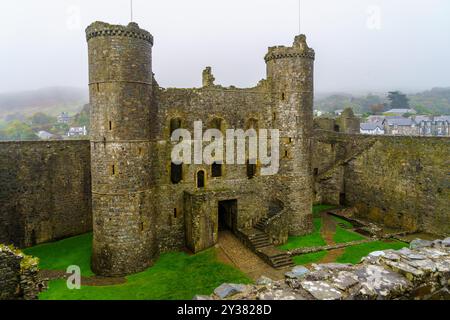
333, 226, 366, 244
39, 249, 251, 300
313, 204, 336, 218
24, 233, 251, 300
336, 240, 409, 264
278, 218, 326, 250
24, 233, 94, 277
333, 216, 354, 228
292, 251, 327, 265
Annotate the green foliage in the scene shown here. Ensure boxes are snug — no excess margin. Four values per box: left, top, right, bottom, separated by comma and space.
29, 112, 56, 126
315, 94, 383, 114
292, 251, 327, 265
39, 249, 251, 300
278, 218, 326, 250
70, 104, 90, 130
315, 88, 450, 115
2, 120, 38, 141
409, 87, 450, 115
336, 241, 408, 264
24, 233, 94, 277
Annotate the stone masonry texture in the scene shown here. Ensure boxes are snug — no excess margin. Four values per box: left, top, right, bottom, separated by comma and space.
0, 244, 42, 300
0, 20, 448, 280
0, 141, 92, 248
86, 22, 315, 276
312, 131, 450, 236
205, 238, 450, 300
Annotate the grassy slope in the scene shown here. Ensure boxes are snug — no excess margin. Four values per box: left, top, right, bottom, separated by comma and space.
333, 227, 366, 244
24, 233, 94, 277
336, 241, 408, 264
39, 250, 251, 300
278, 218, 326, 250
292, 251, 327, 265
23, 233, 251, 300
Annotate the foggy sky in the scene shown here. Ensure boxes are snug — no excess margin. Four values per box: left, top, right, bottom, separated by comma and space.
1, 0, 449, 94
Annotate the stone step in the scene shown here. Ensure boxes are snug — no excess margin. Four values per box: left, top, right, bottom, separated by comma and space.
273, 261, 295, 269
250, 235, 269, 241
270, 254, 293, 261
253, 244, 272, 249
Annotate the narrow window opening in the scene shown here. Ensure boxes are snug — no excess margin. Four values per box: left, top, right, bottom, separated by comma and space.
246, 160, 256, 179
281, 92, 285, 100
174, 208, 178, 218
96, 83, 100, 92
284, 150, 289, 158
109, 121, 112, 131
139, 222, 144, 232
334, 124, 340, 132
314, 168, 319, 176
273, 112, 277, 121
211, 162, 222, 178
170, 118, 182, 136
197, 170, 205, 188
171, 162, 183, 184
111, 164, 116, 175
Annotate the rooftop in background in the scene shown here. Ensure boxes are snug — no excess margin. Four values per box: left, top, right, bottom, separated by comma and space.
383, 109, 417, 115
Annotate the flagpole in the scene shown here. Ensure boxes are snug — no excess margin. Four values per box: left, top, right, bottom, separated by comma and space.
298, 0, 301, 34
131, 0, 133, 22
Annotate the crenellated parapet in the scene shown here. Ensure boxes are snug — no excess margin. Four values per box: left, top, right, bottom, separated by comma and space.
86, 21, 153, 44
265, 35, 315, 62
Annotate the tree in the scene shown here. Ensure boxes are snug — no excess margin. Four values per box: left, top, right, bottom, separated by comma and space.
387, 91, 410, 109
71, 104, 91, 129
369, 103, 385, 115
29, 112, 56, 126
4, 121, 38, 141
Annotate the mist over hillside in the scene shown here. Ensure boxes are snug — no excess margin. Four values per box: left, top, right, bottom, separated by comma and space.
315, 87, 450, 115
0, 87, 88, 119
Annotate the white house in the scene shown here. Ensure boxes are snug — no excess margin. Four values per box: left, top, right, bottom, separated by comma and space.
67, 126, 87, 137
360, 122, 385, 135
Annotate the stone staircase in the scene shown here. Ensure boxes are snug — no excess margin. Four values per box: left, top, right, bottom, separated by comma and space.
238, 216, 294, 269
255, 217, 269, 232
247, 229, 272, 249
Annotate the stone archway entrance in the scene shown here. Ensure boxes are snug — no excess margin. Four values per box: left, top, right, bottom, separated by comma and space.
218, 200, 238, 232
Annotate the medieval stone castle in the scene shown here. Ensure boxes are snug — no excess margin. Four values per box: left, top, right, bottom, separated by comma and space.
0, 21, 448, 279
86, 21, 315, 276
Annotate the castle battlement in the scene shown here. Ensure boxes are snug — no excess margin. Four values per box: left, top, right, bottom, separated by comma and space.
86, 21, 154, 44
265, 34, 315, 62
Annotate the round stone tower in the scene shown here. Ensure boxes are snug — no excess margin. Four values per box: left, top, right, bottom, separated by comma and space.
86, 22, 157, 276
265, 35, 315, 236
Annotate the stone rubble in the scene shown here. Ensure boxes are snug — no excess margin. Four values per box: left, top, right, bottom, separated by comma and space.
205, 238, 450, 300
0, 245, 45, 300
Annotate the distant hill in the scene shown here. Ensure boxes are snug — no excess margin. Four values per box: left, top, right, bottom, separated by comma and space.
409, 87, 450, 115
0, 87, 88, 120
315, 87, 450, 115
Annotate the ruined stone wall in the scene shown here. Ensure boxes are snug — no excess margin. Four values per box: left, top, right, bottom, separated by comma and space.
0, 245, 41, 300
155, 86, 274, 253
0, 141, 92, 248
205, 238, 450, 300
313, 131, 450, 236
